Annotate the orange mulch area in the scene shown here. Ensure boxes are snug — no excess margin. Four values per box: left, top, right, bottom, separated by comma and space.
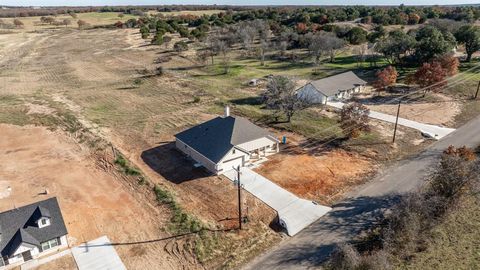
255, 149, 375, 204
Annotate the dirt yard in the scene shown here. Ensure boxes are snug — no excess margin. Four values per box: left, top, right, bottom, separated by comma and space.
0, 26, 280, 268
0, 124, 199, 270
35, 254, 77, 270
365, 93, 461, 127
255, 149, 375, 204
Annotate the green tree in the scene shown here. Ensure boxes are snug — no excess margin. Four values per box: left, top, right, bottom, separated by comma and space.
151, 33, 164, 45
455, 25, 480, 62
140, 25, 150, 39
375, 30, 416, 64
415, 26, 456, 62
347, 27, 368, 45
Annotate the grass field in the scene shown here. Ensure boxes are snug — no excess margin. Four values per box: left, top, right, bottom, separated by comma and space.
4, 12, 139, 31
397, 195, 480, 269
6, 10, 224, 32
149, 9, 225, 17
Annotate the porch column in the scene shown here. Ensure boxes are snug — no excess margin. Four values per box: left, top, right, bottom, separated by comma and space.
276, 143, 279, 152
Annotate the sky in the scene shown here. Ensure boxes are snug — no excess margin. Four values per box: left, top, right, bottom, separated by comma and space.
3, 0, 480, 7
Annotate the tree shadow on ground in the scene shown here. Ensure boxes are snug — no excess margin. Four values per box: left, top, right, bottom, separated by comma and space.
141, 142, 211, 184
230, 96, 263, 106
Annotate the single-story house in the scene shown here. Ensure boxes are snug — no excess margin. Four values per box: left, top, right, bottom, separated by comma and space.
0, 197, 68, 269
297, 71, 367, 104
175, 106, 280, 175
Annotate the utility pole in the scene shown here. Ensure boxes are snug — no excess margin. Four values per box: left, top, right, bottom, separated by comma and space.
475, 81, 480, 99
233, 166, 243, 230
392, 99, 402, 143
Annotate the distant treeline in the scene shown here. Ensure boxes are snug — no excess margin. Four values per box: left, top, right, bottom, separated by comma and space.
0, 5, 236, 18
1, 5, 480, 24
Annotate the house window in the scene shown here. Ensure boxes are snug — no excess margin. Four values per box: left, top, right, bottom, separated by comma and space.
38, 218, 50, 228
232, 149, 236, 154
41, 238, 59, 252
0, 257, 4, 267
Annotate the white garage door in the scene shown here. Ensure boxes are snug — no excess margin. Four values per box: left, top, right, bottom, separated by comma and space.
221, 156, 244, 173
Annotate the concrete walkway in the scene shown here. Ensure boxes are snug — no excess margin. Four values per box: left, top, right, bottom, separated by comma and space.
224, 167, 331, 236
328, 101, 456, 139
71, 236, 126, 270
21, 249, 72, 270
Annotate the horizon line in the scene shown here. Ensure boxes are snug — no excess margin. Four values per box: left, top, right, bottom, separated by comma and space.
1, 3, 479, 8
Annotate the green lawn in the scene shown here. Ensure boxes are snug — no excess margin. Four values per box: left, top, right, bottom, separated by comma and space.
187, 52, 390, 143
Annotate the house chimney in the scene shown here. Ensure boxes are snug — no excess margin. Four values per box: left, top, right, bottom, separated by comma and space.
224, 105, 230, 117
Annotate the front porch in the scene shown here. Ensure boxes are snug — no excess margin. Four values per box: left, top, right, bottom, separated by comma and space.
245, 142, 279, 166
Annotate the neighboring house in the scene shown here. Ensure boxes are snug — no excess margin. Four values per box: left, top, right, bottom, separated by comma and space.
175, 106, 280, 175
297, 71, 367, 104
0, 197, 68, 269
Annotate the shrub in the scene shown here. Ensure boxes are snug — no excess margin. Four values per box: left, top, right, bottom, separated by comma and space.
133, 78, 143, 85
114, 155, 127, 167
153, 184, 175, 205
125, 167, 140, 176
155, 66, 164, 76
173, 41, 188, 52
115, 154, 141, 176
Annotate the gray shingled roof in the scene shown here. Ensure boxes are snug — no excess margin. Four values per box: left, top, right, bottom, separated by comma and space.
175, 116, 277, 163
309, 71, 367, 97
0, 197, 68, 257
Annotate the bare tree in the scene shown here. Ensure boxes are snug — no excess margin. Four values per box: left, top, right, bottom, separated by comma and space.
255, 20, 271, 66
259, 40, 270, 66
308, 31, 345, 65
40, 16, 56, 25
237, 24, 256, 53
13, 19, 24, 28
62, 18, 71, 28
339, 102, 370, 138
215, 40, 231, 74
355, 43, 368, 66
206, 35, 219, 65
163, 35, 172, 49
77, 20, 88, 29
262, 76, 308, 122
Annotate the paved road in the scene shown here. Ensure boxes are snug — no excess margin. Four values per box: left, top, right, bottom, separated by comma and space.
224, 168, 331, 236
244, 115, 480, 270
328, 101, 456, 139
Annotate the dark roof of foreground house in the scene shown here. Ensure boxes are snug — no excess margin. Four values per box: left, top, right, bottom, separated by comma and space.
0, 197, 68, 257
175, 116, 277, 163
308, 71, 367, 97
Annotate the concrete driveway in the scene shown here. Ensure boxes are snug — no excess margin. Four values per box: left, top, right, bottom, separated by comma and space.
71, 236, 126, 270
224, 167, 331, 236
328, 101, 455, 139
